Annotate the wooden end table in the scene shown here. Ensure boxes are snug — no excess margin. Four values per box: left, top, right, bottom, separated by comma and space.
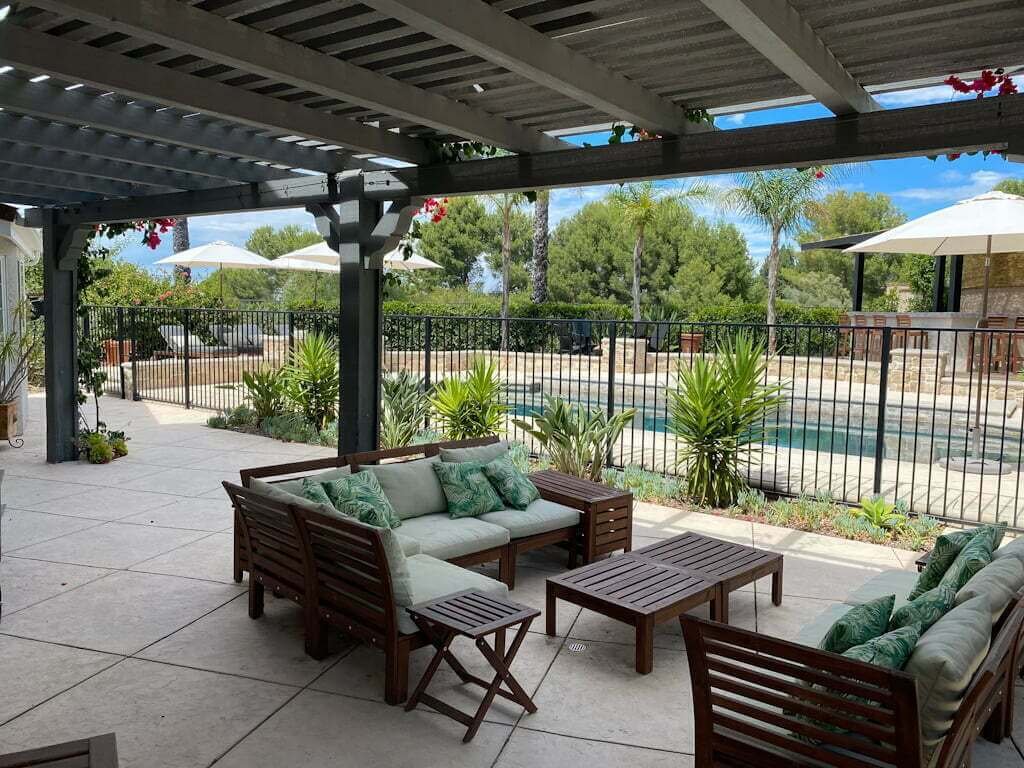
528, 469, 633, 566
0, 733, 118, 767
632, 533, 783, 623
546, 555, 720, 673
404, 590, 539, 743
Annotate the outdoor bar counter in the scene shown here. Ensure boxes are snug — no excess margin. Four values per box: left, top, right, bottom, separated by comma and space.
847, 311, 982, 366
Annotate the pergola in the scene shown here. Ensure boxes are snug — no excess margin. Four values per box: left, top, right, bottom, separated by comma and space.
0, 0, 1022, 463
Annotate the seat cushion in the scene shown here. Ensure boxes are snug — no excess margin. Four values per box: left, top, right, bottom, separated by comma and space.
394, 533, 422, 557
479, 499, 580, 539
397, 555, 509, 634
904, 594, 992, 761
366, 456, 447, 520
439, 441, 509, 464
397, 513, 510, 560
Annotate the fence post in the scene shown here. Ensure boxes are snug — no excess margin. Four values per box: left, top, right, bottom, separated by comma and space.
423, 316, 432, 429
183, 309, 192, 409
872, 326, 892, 496
287, 310, 295, 357
116, 307, 126, 399
605, 322, 617, 468
129, 308, 140, 401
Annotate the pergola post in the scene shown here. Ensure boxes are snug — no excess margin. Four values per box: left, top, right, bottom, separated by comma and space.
931, 254, 947, 312
309, 183, 383, 456
41, 211, 87, 462
949, 255, 964, 311
851, 253, 866, 311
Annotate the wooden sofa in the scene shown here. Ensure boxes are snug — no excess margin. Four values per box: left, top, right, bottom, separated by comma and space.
235, 436, 605, 588
680, 587, 1024, 767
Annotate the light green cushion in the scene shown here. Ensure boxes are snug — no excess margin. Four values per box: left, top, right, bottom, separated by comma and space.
397, 554, 509, 634
905, 594, 992, 761
249, 477, 340, 519
479, 499, 580, 539
888, 585, 956, 634
955, 556, 1024, 624
365, 456, 447, 520
273, 465, 352, 496
938, 534, 993, 592
397, 513, 509, 560
482, 455, 540, 509
819, 595, 895, 655
909, 524, 1006, 600
432, 461, 504, 519
394, 533, 422, 557
843, 625, 920, 668
993, 535, 1024, 569
321, 471, 402, 529
439, 441, 508, 464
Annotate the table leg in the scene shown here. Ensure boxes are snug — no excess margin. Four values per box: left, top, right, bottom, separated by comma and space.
712, 589, 729, 624
772, 569, 783, 606
545, 585, 556, 636
466, 621, 536, 743
635, 616, 654, 674
405, 625, 457, 713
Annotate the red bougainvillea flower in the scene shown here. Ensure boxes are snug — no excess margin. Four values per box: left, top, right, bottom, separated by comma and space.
999, 78, 1018, 96
144, 231, 161, 249
814, 170, 825, 179
944, 74, 973, 94
946, 152, 962, 161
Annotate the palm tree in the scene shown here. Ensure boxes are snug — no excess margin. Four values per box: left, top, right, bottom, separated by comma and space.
531, 189, 550, 304
722, 168, 830, 353
487, 192, 526, 349
171, 218, 191, 283
610, 181, 712, 322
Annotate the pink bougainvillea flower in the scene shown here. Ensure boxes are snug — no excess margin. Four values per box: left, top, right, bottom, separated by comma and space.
814, 170, 825, 179
999, 77, 1018, 95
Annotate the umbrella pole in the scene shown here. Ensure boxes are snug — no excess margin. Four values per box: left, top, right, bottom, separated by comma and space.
219, 266, 224, 302
971, 235, 992, 459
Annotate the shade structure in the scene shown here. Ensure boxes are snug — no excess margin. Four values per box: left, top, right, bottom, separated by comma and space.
154, 240, 272, 298
845, 191, 1024, 473
277, 241, 441, 271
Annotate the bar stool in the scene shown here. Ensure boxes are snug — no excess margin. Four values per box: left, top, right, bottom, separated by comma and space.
851, 314, 869, 360
869, 315, 888, 361
894, 314, 927, 350
837, 313, 851, 357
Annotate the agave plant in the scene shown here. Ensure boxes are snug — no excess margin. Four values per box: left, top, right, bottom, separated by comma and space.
242, 368, 286, 424
855, 496, 908, 531
282, 332, 339, 430
429, 357, 507, 440
380, 370, 429, 449
513, 396, 636, 481
667, 333, 786, 507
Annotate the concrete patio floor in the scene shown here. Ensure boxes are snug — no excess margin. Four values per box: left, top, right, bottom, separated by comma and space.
1, 394, 1022, 767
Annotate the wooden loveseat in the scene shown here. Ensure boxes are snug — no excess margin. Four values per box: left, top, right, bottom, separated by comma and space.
679, 543, 1024, 767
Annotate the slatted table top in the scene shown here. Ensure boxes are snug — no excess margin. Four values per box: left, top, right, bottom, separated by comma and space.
632, 532, 782, 582
406, 590, 540, 639
546, 555, 719, 615
528, 469, 631, 504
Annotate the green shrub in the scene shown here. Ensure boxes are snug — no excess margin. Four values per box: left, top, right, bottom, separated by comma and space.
514, 396, 636, 482
318, 419, 338, 448
855, 496, 907, 530
78, 430, 114, 464
226, 404, 258, 429
242, 369, 286, 423
380, 371, 429, 449
283, 331, 339, 430
602, 465, 684, 503
668, 333, 786, 507
207, 414, 228, 429
429, 357, 507, 440
107, 429, 129, 458
262, 412, 320, 444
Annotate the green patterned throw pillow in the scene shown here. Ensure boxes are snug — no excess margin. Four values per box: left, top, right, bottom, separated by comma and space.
321, 471, 402, 529
888, 585, 956, 634
482, 455, 540, 510
843, 625, 920, 668
819, 595, 895, 655
432, 461, 504, 519
300, 477, 334, 507
909, 524, 1006, 600
938, 533, 993, 592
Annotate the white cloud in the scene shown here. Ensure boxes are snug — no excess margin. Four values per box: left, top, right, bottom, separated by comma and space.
895, 168, 1011, 202
875, 86, 955, 108
720, 113, 746, 127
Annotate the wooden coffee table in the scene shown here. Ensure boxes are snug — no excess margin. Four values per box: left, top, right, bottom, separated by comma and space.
546, 532, 784, 673
632, 532, 784, 623
546, 555, 720, 673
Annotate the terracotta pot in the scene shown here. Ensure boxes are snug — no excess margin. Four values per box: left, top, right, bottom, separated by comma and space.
0, 401, 17, 441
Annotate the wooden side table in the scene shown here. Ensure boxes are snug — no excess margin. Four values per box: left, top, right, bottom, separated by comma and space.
0, 733, 118, 767
404, 590, 539, 743
528, 469, 633, 566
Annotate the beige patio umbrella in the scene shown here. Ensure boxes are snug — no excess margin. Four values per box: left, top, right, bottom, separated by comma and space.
154, 240, 272, 299
846, 190, 1024, 473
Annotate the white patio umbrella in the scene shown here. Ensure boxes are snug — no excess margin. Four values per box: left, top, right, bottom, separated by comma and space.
277, 241, 441, 271
265, 255, 339, 304
154, 240, 272, 298
845, 190, 1024, 473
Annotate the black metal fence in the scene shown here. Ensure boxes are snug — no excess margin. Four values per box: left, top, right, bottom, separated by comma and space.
82, 305, 1024, 528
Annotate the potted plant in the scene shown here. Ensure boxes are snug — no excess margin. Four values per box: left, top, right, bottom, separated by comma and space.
0, 301, 36, 443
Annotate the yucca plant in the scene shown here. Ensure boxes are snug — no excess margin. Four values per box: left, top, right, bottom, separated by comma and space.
429, 357, 507, 440
514, 396, 636, 481
0, 300, 36, 404
380, 370, 429, 449
282, 332, 339, 430
667, 333, 786, 507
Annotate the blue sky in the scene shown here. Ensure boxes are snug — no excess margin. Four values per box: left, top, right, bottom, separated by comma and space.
118, 84, 1021, 277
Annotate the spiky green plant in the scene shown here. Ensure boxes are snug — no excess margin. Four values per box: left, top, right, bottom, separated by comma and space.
242, 368, 286, 423
380, 370, 430, 449
282, 332, 338, 430
514, 396, 636, 481
429, 357, 507, 440
667, 333, 786, 507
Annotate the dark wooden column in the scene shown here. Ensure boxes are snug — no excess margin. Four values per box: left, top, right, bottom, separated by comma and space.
41, 211, 88, 462
309, 184, 383, 456
931, 254, 947, 312
852, 253, 866, 311
949, 254, 963, 311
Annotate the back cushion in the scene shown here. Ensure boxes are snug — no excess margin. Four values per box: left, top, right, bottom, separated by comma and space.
955, 557, 1024, 625
993, 536, 1024, 569
272, 465, 352, 496
366, 455, 447, 520
904, 594, 992, 760
248, 477, 340, 519
439, 441, 508, 464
